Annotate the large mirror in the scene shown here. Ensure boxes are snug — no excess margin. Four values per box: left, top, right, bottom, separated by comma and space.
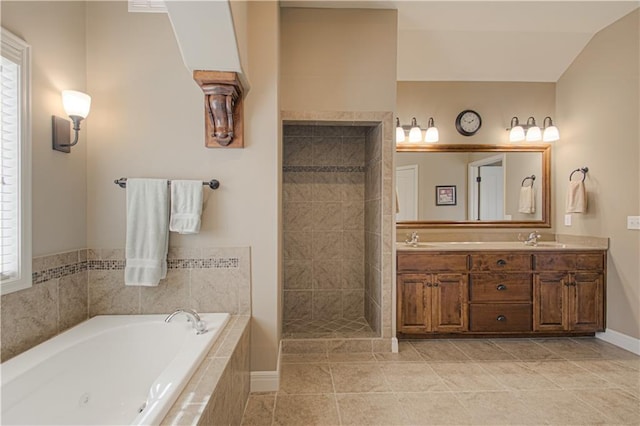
395, 144, 551, 228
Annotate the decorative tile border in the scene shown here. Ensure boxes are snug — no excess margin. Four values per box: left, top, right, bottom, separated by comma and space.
32, 257, 240, 282
283, 165, 365, 173
32, 262, 88, 285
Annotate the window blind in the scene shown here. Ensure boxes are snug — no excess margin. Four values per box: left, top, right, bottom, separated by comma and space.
1, 55, 20, 281
1, 27, 31, 294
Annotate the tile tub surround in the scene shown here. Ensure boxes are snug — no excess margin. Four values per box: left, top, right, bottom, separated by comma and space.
1, 247, 251, 362
161, 315, 251, 425
87, 247, 251, 317
241, 337, 640, 426
1, 249, 88, 361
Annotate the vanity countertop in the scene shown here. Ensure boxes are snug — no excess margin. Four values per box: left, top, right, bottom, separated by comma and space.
396, 241, 608, 252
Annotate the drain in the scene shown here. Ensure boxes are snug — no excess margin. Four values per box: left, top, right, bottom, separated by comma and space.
138, 401, 147, 413
78, 392, 90, 408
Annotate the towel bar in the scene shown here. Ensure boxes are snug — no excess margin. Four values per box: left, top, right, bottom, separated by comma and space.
569, 167, 588, 182
114, 178, 220, 190
521, 175, 536, 187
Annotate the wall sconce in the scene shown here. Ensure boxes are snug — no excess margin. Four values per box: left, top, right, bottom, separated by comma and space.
396, 116, 439, 143
507, 116, 559, 143
52, 90, 91, 153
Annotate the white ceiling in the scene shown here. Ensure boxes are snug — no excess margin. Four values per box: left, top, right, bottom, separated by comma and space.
281, 1, 640, 82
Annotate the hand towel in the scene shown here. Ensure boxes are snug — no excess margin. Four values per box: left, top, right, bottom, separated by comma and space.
125, 179, 169, 286
566, 180, 587, 213
169, 180, 203, 234
518, 185, 535, 214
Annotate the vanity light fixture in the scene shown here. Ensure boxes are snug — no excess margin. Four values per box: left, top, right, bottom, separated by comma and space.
424, 117, 439, 143
396, 116, 439, 143
542, 116, 560, 142
395, 117, 405, 143
507, 115, 558, 143
52, 90, 91, 153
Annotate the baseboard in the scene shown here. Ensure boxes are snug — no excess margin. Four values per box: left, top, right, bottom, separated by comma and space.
596, 329, 640, 355
250, 370, 280, 392
250, 341, 281, 392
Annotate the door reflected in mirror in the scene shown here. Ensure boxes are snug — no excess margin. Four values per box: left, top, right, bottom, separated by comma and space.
395, 144, 550, 229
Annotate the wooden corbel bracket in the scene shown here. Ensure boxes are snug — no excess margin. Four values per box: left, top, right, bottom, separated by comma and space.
193, 71, 244, 148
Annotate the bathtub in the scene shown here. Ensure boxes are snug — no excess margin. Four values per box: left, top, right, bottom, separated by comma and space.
1, 312, 230, 425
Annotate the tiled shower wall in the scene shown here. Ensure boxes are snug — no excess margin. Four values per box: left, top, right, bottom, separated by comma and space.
0, 247, 251, 361
364, 124, 383, 334
282, 125, 366, 322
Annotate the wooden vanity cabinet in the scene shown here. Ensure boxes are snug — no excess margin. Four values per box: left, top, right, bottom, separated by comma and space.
397, 254, 468, 335
397, 249, 606, 338
533, 253, 605, 332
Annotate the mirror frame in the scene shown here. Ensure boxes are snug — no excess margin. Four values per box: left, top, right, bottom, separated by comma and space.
396, 143, 551, 229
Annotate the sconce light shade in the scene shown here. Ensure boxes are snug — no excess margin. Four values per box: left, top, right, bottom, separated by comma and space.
62, 90, 91, 119
395, 117, 405, 143
424, 117, 439, 143
542, 116, 560, 142
53, 90, 91, 153
508, 117, 525, 142
408, 117, 422, 143
525, 117, 541, 141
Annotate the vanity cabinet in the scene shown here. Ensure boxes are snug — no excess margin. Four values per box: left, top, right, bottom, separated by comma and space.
397, 254, 468, 334
533, 253, 605, 332
397, 249, 606, 338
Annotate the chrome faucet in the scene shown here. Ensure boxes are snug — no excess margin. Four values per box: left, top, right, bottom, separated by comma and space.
524, 231, 541, 246
165, 309, 207, 334
406, 232, 419, 247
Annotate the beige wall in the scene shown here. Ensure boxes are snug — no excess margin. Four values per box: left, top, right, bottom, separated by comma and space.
85, 1, 281, 371
556, 9, 640, 339
1, 1, 87, 256
280, 8, 397, 112
397, 82, 556, 146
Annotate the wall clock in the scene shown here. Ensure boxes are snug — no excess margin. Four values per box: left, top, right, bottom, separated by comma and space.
455, 110, 482, 136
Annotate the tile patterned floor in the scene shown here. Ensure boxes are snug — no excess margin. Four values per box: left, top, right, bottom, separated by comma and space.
282, 317, 377, 339
241, 338, 640, 425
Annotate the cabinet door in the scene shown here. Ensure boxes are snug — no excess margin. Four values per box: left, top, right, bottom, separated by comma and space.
397, 274, 431, 333
570, 272, 604, 331
534, 272, 570, 331
432, 273, 468, 332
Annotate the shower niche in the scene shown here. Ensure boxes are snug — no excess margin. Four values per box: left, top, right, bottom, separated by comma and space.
282, 122, 385, 339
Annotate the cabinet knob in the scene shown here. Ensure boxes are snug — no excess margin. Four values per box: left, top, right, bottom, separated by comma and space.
496, 315, 507, 322
433, 283, 439, 287
496, 284, 507, 291
496, 259, 507, 266
426, 283, 432, 287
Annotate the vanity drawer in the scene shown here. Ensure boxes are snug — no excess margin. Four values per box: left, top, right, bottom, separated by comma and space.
534, 253, 604, 271
469, 304, 532, 332
469, 273, 532, 302
470, 253, 531, 272
397, 253, 468, 272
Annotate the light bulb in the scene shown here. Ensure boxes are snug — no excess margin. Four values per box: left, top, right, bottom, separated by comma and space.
395, 117, 405, 143
542, 117, 559, 142
408, 117, 422, 143
509, 126, 525, 142
424, 117, 438, 143
526, 126, 541, 141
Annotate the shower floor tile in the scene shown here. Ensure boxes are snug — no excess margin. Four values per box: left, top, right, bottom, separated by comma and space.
283, 317, 377, 339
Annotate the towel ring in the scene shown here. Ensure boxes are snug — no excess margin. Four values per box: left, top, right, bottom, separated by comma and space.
569, 167, 589, 182
521, 175, 536, 187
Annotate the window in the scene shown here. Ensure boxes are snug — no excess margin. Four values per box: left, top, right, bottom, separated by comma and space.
1, 28, 31, 295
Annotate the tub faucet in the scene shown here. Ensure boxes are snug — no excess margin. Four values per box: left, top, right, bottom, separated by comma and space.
406, 232, 419, 247
165, 309, 207, 334
524, 231, 541, 246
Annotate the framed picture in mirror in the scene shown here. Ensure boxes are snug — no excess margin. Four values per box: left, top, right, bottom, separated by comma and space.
436, 185, 457, 206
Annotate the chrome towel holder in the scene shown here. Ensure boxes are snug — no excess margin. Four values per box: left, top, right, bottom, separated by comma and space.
521, 175, 536, 187
569, 167, 589, 182
113, 177, 220, 190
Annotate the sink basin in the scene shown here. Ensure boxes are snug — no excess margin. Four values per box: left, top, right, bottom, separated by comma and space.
396, 241, 579, 250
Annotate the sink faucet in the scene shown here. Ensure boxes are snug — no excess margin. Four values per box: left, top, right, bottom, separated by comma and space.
406, 232, 419, 247
524, 231, 541, 246
165, 309, 207, 334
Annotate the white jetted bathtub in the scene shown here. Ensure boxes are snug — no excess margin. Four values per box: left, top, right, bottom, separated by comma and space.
1, 312, 230, 425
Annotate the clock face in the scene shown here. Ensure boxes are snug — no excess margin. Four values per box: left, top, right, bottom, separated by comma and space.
456, 110, 482, 136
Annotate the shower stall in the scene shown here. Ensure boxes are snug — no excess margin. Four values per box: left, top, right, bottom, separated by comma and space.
282, 122, 384, 339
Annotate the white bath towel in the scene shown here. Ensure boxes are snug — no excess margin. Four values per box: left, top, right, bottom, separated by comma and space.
169, 180, 203, 234
125, 179, 169, 286
518, 186, 536, 214
566, 180, 587, 213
